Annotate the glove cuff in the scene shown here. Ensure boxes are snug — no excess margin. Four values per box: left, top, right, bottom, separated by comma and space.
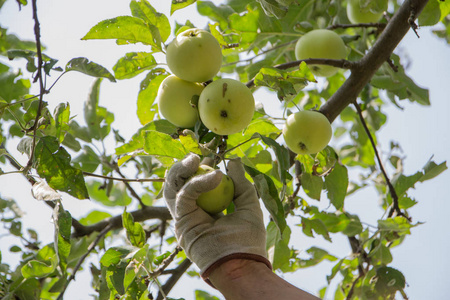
201, 253, 272, 288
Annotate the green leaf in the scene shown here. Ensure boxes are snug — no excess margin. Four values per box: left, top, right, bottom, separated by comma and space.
254, 64, 314, 101
195, 290, 220, 300
130, 0, 171, 42
100, 247, 132, 267
419, 158, 447, 182
72, 145, 101, 173
301, 217, 331, 242
53, 202, 72, 273
266, 222, 291, 270
170, 0, 197, 15
65, 57, 116, 82
122, 209, 146, 248
83, 78, 115, 141
79, 210, 113, 226
21, 244, 57, 278
377, 217, 416, 235
301, 172, 323, 200
87, 181, 132, 207
419, 0, 441, 26
295, 246, 337, 268
115, 119, 178, 155
252, 133, 290, 184
82, 16, 164, 50
324, 163, 348, 210
244, 165, 286, 233
34, 136, 89, 200
256, 0, 288, 18
374, 266, 406, 297
113, 52, 157, 80
53, 102, 71, 143
143, 130, 188, 159
137, 69, 168, 125
197, 1, 234, 30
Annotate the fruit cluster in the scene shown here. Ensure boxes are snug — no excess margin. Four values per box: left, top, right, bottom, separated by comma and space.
163, 0, 386, 213
157, 28, 255, 136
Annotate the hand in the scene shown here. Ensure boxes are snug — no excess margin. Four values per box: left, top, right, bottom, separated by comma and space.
163, 153, 271, 282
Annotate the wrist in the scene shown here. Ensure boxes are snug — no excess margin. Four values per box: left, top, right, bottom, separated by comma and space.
208, 258, 271, 287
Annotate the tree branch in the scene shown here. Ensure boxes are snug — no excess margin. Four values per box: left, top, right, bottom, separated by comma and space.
319, 0, 429, 123
72, 206, 172, 238
156, 259, 192, 300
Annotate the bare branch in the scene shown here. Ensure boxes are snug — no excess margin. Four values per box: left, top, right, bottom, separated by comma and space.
156, 259, 192, 300
320, 0, 430, 123
72, 206, 172, 238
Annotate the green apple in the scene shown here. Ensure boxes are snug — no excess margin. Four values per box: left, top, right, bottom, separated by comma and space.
156, 75, 204, 128
283, 110, 332, 155
193, 165, 234, 214
198, 78, 255, 135
166, 28, 223, 83
294, 29, 347, 77
347, 0, 384, 24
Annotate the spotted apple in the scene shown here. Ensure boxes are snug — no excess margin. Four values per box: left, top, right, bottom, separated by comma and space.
156, 75, 204, 128
193, 165, 234, 214
347, 0, 384, 24
294, 29, 347, 77
283, 110, 332, 155
198, 78, 255, 135
166, 28, 222, 83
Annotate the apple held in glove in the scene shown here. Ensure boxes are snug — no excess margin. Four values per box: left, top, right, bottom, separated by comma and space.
283, 110, 332, 155
294, 29, 347, 78
198, 78, 255, 135
191, 165, 234, 214
157, 75, 204, 128
166, 28, 222, 83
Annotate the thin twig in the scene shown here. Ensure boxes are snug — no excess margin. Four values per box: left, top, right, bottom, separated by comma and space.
327, 22, 387, 30
26, 0, 46, 171
156, 259, 192, 300
149, 246, 182, 278
353, 101, 409, 220
57, 224, 113, 300
114, 166, 147, 208
83, 171, 164, 183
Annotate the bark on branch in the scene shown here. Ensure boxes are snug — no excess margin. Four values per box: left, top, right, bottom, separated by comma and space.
319, 0, 429, 122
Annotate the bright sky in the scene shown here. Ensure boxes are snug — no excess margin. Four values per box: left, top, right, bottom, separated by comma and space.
0, 0, 449, 299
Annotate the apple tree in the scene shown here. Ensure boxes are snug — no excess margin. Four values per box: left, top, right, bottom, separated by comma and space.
0, 0, 449, 299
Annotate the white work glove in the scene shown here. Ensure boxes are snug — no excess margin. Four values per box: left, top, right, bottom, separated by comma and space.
163, 153, 271, 283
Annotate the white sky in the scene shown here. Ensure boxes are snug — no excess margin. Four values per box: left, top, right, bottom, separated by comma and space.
0, 0, 449, 299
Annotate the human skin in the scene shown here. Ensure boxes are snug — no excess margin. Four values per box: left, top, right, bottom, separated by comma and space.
209, 259, 322, 300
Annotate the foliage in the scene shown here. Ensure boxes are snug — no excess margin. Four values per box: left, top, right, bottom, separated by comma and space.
0, 0, 448, 299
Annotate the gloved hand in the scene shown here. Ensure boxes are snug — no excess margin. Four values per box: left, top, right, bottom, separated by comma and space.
163, 153, 271, 283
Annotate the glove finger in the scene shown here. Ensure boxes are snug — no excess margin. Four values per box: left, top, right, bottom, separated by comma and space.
165, 153, 200, 196
176, 170, 223, 217
226, 158, 261, 212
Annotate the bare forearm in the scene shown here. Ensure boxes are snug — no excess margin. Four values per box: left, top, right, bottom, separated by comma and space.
208, 259, 321, 300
